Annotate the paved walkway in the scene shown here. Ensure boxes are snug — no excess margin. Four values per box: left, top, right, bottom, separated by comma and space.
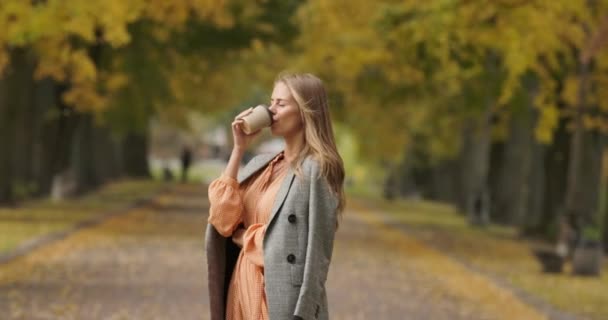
0, 184, 554, 319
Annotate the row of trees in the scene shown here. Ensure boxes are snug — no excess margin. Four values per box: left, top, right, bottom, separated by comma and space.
0, 0, 299, 203
276, 0, 608, 246
1, 0, 607, 249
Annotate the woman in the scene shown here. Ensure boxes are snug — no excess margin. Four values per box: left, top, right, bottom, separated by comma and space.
205, 72, 345, 320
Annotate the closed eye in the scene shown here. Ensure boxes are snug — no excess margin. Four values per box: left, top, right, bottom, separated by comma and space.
271, 98, 289, 106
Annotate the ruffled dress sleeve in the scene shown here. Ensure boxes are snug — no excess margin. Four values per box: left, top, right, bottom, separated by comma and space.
207, 175, 244, 237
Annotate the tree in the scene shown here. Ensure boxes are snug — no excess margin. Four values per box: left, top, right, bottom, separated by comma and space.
0, 0, 288, 202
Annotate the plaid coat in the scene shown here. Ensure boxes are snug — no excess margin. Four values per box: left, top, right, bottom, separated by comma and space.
205, 152, 338, 320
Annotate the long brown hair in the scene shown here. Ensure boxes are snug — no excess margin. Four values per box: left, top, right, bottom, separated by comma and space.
276, 72, 346, 216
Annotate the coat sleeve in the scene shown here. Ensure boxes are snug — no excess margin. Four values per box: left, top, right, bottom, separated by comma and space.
294, 163, 338, 319
207, 175, 244, 237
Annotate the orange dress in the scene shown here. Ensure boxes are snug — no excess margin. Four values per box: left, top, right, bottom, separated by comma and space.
207, 152, 288, 320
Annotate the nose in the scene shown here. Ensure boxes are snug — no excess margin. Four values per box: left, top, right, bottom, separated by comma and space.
268, 104, 277, 114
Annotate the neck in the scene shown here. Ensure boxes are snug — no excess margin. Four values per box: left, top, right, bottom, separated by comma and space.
283, 131, 305, 163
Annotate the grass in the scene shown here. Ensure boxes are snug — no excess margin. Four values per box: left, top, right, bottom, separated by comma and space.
357, 195, 608, 320
0, 222, 71, 253
0, 179, 165, 256
150, 159, 225, 184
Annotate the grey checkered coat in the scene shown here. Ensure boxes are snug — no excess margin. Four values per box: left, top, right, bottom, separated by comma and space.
205, 152, 338, 320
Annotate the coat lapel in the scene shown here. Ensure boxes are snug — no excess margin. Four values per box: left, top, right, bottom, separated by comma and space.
236, 151, 297, 227
267, 168, 296, 226
237, 153, 276, 183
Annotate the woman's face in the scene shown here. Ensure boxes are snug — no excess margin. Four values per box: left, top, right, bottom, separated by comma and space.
269, 82, 304, 138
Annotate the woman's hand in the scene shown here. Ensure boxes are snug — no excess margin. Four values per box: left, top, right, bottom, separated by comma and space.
232, 107, 262, 150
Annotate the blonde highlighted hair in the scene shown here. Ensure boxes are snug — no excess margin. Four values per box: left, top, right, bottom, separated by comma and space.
275, 72, 346, 216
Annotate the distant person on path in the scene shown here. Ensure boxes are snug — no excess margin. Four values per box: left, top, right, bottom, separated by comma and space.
206, 73, 345, 320
180, 146, 192, 183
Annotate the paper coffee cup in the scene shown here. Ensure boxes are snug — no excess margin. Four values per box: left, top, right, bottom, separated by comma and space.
240, 105, 273, 134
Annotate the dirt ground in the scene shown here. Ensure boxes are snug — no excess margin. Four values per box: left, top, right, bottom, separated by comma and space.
0, 184, 569, 319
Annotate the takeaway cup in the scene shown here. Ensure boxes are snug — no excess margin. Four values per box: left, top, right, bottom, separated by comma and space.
239, 104, 273, 134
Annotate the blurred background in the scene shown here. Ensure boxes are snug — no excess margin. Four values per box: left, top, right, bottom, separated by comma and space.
0, 0, 607, 319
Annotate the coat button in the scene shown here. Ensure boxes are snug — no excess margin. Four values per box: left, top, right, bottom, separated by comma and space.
287, 254, 296, 264
288, 214, 297, 223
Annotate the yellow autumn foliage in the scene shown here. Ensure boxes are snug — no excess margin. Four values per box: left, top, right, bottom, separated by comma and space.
2, 0, 608, 162
0, 0, 251, 113
280, 0, 608, 161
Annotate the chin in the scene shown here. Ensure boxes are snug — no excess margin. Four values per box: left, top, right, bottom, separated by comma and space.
270, 127, 280, 136
270, 124, 300, 138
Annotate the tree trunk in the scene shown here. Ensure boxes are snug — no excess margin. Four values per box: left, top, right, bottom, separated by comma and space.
33, 78, 60, 195
382, 162, 400, 200
459, 114, 492, 225
488, 141, 505, 222
523, 141, 545, 235
50, 85, 79, 176
535, 117, 570, 237
602, 160, 608, 253
564, 127, 604, 226
492, 76, 538, 226
400, 142, 433, 199
497, 113, 534, 225
93, 123, 124, 180
122, 131, 150, 178
564, 61, 604, 229
0, 51, 66, 203
604, 188, 608, 252
71, 113, 128, 193
429, 159, 460, 205
10, 49, 37, 200
0, 64, 14, 204
0, 49, 33, 204
457, 51, 502, 224
72, 113, 101, 193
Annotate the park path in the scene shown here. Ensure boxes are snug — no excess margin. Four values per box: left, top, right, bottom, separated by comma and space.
0, 184, 552, 319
